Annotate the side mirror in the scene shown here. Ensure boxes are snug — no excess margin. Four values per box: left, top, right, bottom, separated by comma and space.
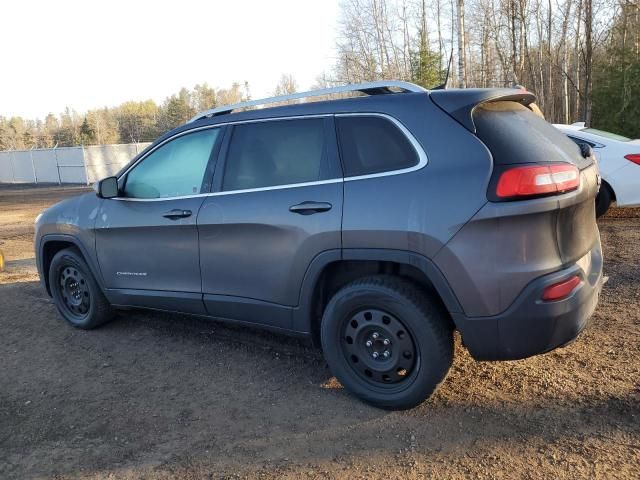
95, 176, 119, 199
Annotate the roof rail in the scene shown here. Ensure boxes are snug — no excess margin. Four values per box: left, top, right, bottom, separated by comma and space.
187, 80, 427, 123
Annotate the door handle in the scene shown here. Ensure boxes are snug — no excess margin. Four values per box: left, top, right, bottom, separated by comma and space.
163, 209, 192, 220
289, 201, 332, 215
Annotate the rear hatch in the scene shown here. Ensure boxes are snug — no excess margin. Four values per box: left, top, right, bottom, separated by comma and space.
472, 99, 599, 264
431, 89, 601, 316
432, 89, 600, 266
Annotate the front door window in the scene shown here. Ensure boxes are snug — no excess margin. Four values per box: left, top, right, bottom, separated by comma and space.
124, 128, 220, 199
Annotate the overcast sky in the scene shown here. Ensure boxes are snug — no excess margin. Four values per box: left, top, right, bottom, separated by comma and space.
1, 0, 340, 119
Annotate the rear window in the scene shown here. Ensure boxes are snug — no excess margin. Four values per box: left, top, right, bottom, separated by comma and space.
473, 101, 588, 168
336, 116, 418, 177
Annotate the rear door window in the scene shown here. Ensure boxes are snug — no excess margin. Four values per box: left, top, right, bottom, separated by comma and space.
336, 116, 419, 177
222, 118, 330, 191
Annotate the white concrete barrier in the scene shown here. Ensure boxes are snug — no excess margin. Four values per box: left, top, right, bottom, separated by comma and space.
0, 142, 150, 184
10, 151, 36, 183
31, 149, 60, 183
0, 152, 14, 182
84, 143, 147, 184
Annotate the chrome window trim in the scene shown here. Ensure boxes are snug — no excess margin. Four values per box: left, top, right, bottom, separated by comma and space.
113, 178, 344, 202
113, 113, 428, 202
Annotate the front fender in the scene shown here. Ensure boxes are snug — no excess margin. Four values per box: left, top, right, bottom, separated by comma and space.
35, 193, 102, 295
37, 234, 106, 296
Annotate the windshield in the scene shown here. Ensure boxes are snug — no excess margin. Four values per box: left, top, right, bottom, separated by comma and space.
581, 128, 631, 142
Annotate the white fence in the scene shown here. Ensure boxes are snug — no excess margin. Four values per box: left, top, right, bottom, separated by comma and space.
0, 143, 151, 185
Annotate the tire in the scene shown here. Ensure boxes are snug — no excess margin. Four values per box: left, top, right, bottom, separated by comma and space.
595, 183, 612, 218
49, 248, 114, 329
320, 275, 453, 410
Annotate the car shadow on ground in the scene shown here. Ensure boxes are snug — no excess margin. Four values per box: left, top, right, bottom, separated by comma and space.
1, 280, 639, 479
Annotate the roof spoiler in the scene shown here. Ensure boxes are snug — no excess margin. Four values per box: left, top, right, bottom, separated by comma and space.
429, 88, 537, 133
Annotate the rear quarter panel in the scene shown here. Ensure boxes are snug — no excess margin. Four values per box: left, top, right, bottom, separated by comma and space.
341, 95, 492, 257
434, 165, 600, 317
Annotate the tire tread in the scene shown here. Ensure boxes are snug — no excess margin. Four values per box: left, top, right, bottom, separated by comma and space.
321, 274, 453, 409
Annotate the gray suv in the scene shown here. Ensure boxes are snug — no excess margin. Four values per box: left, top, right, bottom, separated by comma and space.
35, 81, 603, 409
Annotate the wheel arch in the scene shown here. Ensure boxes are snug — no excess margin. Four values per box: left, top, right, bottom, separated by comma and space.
39, 234, 104, 296
293, 249, 463, 345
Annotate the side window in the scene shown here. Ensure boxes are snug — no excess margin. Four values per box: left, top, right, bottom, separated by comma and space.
336, 116, 419, 177
222, 118, 328, 191
124, 128, 220, 199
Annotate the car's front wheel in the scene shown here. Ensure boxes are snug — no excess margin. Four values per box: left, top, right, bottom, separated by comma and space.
320, 275, 453, 410
49, 248, 114, 329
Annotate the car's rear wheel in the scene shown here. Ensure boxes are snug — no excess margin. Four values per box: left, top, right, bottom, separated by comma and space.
595, 183, 613, 218
49, 248, 114, 329
320, 275, 453, 410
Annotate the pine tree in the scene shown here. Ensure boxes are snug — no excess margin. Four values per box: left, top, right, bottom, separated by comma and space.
80, 117, 95, 145
159, 88, 196, 132
410, 2, 442, 89
592, 2, 640, 137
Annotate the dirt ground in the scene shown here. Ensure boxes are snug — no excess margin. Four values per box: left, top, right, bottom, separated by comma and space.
0, 185, 638, 480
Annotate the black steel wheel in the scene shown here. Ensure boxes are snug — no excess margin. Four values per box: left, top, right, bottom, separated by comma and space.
321, 275, 453, 410
341, 308, 418, 387
58, 265, 91, 320
49, 248, 114, 329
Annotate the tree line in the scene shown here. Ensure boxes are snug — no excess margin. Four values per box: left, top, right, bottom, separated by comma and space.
330, 0, 639, 136
0, 83, 250, 151
1, 0, 638, 151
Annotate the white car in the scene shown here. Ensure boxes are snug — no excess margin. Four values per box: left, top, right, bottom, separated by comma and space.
554, 123, 640, 216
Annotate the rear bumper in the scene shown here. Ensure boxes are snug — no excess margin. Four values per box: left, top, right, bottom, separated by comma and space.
453, 242, 603, 361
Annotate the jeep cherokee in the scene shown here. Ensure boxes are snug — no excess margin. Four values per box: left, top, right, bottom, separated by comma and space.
34, 81, 603, 410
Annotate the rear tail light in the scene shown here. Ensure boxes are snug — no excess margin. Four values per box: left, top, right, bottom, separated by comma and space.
495, 163, 580, 199
624, 154, 640, 165
542, 275, 582, 301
